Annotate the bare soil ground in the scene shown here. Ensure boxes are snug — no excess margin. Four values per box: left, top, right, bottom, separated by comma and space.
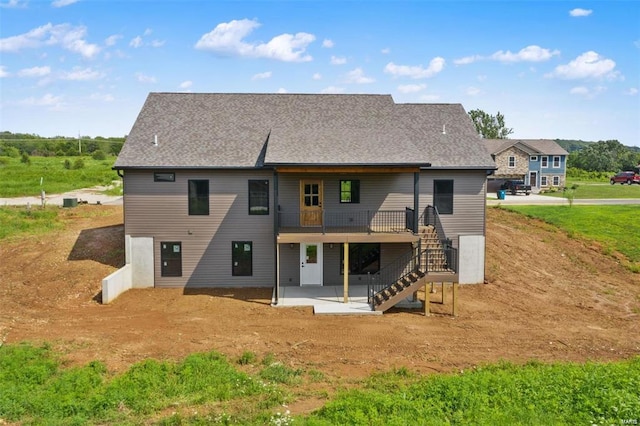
1, 205, 639, 392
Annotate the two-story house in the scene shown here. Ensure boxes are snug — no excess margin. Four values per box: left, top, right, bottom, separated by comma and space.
484, 139, 569, 191
104, 93, 495, 312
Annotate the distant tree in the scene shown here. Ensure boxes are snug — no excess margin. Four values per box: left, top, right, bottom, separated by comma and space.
567, 140, 636, 172
468, 109, 514, 139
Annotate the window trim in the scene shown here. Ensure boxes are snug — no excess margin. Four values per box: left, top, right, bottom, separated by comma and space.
507, 156, 516, 168
232, 241, 253, 276
541, 156, 548, 168
433, 179, 454, 215
188, 179, 209, 216
248, 180, 269, 215
339, 179, 360, 204
154, 172, 175, 182
553, 156, 561, 168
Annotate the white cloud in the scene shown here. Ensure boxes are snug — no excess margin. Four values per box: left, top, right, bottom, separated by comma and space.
330, 55, 346, 65
105, 35, 122, 47
420, 94, 441, 102
345, 68, 375, 84
52, 0, 79, 7
384, 57, 445, 79
178, 80, 193, 89
18, 66, 51, 77
19, 93, 64, 108
569, 8, 592, 17
1, 0, 27, 8
0, 65, 9, 77
381, 47, 390, 54
0, 23, 100, 58
312, 73, 322, 80
277, 87, 288, 93
322, 39, 334, 48
194, 19, 315, 62
321, 86, 345, 94
61, 67, 102, 81
252, 71, 272, 80
477, 74, 487, 82
453, 55, 482, 65
569, 86, 589, 95
143, 28, 153, 36
491, 45, 559, 63
397, 83, 427, 94
547, 51, 619, 80
466, 86, 482, 96
135, 72, 156, 83
625, 87, 638, 96
129, 36, 143, 48
150, 40, 165, 48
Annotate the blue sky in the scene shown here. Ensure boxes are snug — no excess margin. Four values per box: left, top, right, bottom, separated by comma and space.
1, 0, 639, 146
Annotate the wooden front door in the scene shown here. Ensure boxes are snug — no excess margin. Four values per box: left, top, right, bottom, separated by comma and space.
300, 180, 323, 226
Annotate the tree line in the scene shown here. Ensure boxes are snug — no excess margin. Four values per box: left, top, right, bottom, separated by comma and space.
0, 131, 124, 158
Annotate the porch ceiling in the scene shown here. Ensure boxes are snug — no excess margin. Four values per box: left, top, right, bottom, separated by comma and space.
277, 232, 420, 244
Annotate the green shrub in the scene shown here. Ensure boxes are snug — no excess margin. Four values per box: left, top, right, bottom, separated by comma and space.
73, 158, 85, 169
63, 159, 71, 170
237, 351, 257, 365
20, 152, 31, 165
92, 150, 107, 160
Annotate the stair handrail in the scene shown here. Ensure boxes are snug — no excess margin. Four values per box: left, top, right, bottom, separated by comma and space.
422, 205, 449, 246
367, 248, 421, 304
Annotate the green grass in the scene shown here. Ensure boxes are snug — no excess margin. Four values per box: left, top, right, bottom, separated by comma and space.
0, 205, 64, 240
2, 343, 638, 425
543, 180, 640, 199
0, 155, 119, 197
504, 205, 640, 267
304, 359, 640, 425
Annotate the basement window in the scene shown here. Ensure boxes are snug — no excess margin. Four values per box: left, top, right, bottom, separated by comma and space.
232, 241, 253, 276
340, 243, 380, 275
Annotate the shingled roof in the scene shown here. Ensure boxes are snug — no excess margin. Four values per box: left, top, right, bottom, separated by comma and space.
115, 93, 495, 169
484, 139, 569, 156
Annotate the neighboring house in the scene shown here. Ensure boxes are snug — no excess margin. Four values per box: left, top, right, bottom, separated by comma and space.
484, 139, 569, 191
106, 93, 495, 311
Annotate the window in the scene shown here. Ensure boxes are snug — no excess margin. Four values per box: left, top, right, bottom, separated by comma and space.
340, 180, 360, 203
154, 172, 175, 182
553, 156, 561, 168
248, 180, 269, 215
188, 180, 209, 215
508, 156, 516, 168
232, 241, 252, 276
530, 156, 538, 162
433, 180, 454, 215
160, 242, 182, 277
341, 243, 380, 275
541, 156, 548, 168
541, 176, 548, 186
553, 176, 560, 186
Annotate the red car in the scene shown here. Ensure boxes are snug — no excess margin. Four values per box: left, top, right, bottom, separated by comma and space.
609, 171, 640, 185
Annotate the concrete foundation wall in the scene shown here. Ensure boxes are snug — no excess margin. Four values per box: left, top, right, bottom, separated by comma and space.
458, 235, 485, 284
130, 236, 154, 288
102, 264, 132, 304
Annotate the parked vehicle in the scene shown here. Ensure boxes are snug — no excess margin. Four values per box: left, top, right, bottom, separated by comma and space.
609, 171, 640, 185
500, 180, 531, 195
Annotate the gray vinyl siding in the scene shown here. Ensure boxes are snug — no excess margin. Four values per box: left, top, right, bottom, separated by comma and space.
277, 173, 415, 216
280, 242, 413, 287
419, 170, 487, 246
123, 169, 275, 288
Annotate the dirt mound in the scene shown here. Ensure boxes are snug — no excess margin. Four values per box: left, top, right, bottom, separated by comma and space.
1, 205, 638, 383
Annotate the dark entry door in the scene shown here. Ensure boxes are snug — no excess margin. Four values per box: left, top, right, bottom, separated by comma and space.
161, 242, 182, 277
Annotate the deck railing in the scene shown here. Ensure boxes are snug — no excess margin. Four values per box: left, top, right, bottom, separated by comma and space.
278, 208, 414, 234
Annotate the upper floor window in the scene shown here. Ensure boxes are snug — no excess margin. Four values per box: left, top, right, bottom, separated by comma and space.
541, 156, 548, 167
248, 180, 269, 215
340, 180, 360, 203
508, 156, 516, 168
530, 156, 538, 162
188, 179, 209, 215
154, 172, 175, 182
553, 156, 561, 168
434, 180, 454, 215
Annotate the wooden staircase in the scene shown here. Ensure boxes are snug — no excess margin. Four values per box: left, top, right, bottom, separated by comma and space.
371, 269, 427, 312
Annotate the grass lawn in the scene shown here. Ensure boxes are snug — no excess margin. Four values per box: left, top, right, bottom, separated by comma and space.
1, 343, 638, 425
0, 155, 119, 198
543, 180, 640, 199
503, 205, 640, 270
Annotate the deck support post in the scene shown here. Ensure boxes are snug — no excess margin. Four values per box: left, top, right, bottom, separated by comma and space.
424, 283, 430, 316
343, 242, 349, 303
452, 282, 458, 317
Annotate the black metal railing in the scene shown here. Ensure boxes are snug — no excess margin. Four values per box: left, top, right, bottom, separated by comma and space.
367, 249, 420, 304
278, 209, 414, 234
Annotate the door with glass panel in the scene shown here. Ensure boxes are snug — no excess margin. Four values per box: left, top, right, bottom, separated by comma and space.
300, 180, 323, 226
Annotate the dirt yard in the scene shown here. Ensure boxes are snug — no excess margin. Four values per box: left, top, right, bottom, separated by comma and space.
1, 205, 639, 386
